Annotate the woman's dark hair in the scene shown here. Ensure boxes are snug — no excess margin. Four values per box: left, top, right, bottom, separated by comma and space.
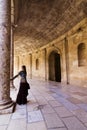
22, 65, 27, 75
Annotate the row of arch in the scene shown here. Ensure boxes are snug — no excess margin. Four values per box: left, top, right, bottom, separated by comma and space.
35, 42, 86, 82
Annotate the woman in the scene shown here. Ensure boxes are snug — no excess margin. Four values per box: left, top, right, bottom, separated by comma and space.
10, 65, 30, 105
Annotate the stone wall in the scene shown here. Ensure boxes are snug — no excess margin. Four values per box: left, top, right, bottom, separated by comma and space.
67, 20, 87, 87
14, 18, 87, 87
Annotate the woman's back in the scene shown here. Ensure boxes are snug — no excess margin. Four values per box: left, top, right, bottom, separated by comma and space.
19, 71, 27, 83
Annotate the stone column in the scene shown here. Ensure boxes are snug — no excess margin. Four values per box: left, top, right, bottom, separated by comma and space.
44, 48, 47, 81
64, 37, 70, 84
30, 54, 32, 79
0, 0, 14, 113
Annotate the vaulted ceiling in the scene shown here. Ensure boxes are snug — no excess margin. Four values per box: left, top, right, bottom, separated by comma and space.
14, 0, 87, 55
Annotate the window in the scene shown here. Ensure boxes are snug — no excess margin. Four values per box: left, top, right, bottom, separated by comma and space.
78, 43, 86, 66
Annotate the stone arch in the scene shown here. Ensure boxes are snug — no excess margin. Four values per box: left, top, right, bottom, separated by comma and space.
48, 46, 62, 58
48, 50, 61, 82
77, 43, 86, 66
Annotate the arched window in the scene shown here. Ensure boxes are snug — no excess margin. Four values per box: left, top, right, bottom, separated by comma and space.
78, 43, 86, 66
36, 59, 39, 70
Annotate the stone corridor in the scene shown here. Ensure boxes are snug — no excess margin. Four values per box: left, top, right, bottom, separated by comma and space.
0, 79, 87, 130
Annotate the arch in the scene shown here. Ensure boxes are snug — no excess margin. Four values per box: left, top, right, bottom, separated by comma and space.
77, 43, 86, 66
48, 46, 61, 59
48, 51, 61, 82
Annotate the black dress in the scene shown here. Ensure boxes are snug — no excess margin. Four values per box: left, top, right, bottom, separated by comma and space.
16, 71, 30, 105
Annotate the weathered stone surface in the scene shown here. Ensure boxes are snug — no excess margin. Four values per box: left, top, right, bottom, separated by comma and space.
0, 0, 14, 113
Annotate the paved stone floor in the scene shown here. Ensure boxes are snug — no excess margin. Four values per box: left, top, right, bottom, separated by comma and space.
0, 79, 87, 130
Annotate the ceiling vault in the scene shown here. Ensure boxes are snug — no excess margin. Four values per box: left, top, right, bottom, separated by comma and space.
13, 0, 87, 54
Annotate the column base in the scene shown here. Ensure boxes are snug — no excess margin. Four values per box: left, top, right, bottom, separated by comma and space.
0, 100, 15, 114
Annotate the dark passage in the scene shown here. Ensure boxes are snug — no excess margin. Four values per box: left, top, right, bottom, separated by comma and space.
49, 51, 61, 82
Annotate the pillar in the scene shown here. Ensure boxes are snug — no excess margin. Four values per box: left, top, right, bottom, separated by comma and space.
64, 37, 70, 84
30, 54, 32, 79
44, 48, 47, 80
0, 0, 14, 113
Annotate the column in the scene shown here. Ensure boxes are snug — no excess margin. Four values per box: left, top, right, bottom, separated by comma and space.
64, 37, 70, 84
44, 48, 47, 80
30, 54, 32, 79
0, 0, 14, 113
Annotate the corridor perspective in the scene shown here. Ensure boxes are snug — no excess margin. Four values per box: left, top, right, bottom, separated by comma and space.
0, 0, 87, 130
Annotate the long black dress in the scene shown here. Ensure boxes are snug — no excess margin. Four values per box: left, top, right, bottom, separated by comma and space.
15, 71, 29, 105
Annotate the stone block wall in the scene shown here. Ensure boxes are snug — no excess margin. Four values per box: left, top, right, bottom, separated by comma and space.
14, 18, 87, 87
67, 20, 87, 87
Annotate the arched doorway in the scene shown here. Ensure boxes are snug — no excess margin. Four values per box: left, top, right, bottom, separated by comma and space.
49, 51, 61, 82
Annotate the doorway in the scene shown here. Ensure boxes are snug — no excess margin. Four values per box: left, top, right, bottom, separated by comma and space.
49, 51, 61, 82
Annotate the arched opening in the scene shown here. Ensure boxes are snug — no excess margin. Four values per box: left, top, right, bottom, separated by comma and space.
36, 59, 39, 70
78, 43, 86, 66
49, 51, 61, 82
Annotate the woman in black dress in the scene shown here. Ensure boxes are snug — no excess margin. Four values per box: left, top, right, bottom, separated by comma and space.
10, 65, 30, 105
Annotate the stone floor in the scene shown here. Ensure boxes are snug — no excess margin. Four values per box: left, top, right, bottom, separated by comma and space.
0, 79, 87, 130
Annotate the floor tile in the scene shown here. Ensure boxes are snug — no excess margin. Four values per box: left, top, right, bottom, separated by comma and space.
7, 119, 26, 130
44, 113, 64, 129
27, 121, 47, 130
41, 104, 55, 114
78, 104, 87, 111
0, 114, 11, 125
72, 109, 87, 123
72, 92, 87, 96
27, 102, 39, 111
62, 116, 87, 130
12, 108, 26, 119
27, 110, 43, 123
48, 100, 62, 107
67, 97, 82, 104
0, 125, 7, 130
55, 106, 73, 117
48, 128, 67, 130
